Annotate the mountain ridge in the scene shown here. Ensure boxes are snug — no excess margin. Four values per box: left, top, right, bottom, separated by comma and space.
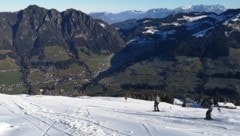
87, 8, 240, 103
90, 4, 226, 24
0, 5, 125, 95
0, 5, 240, 103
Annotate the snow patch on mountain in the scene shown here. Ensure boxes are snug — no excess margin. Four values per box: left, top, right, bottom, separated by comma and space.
232, 14, 240, 22
126, 37, 139, 45
99, 23, 106, 28
223, 13, 240, 25
178, 15, 208, 22
161, 22, 182, 26
193, 27, 214, 37
116, 8, 240, 44
223, 13, 240, 31
143, 26, 159, 34
143, 20, 152, 23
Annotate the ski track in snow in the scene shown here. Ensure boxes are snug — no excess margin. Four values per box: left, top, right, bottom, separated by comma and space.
2, 102, 48, 135
0, 94, 239, 136
140, 122, 152, 136
86, 104, 239, 136
7, 98, 130, 136
11, 101, 74, 136
42, 121, 57, 136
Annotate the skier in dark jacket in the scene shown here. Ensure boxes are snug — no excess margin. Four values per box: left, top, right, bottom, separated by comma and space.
206, 98, 214, 120
154, 95, 160, 111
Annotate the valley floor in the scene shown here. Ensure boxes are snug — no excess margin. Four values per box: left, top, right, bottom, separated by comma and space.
0, 94, 239, 136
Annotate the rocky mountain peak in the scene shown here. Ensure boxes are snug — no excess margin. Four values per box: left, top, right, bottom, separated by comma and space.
0, 5, 126, 95
24, 5, 48, 14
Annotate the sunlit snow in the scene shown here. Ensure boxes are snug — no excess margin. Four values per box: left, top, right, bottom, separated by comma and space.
223, 13, 240, 25
178, 15, 208, 22
143, 26, 159, 34
99, 23, 106, 28
0, 94, 239, 136
161, 22, 182, 26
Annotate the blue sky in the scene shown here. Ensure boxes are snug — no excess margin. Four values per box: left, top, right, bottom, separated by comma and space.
0, 0, 240, 13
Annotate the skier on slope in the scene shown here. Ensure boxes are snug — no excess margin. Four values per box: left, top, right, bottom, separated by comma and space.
154, 94, 160, 112
205, 98, 214, 120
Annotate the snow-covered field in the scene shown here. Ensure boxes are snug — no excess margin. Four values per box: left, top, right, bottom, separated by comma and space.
0, 94, 239, 136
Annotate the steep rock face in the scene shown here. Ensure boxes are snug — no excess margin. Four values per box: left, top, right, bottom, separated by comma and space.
0, 5, 125, 94
11, 5, 125, 58
0, 13, 16, 50
62, 9, 125, 53
13, 6, 64, 57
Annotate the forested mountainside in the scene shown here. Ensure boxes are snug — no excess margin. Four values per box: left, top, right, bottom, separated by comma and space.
1, 5, 240, 103
90, 9, 240, 103
0, 5, 125, 95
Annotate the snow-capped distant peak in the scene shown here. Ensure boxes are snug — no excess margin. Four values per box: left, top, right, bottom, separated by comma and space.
90, 4, 226, 24
179, 5, 192, 10
174, 5, 226, 14
128, 10, 144, 14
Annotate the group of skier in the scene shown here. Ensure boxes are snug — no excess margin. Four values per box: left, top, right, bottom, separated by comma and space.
153, 94, 220, 120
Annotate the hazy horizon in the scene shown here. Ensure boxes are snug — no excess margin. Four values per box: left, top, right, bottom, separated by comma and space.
0, 0, 239, 13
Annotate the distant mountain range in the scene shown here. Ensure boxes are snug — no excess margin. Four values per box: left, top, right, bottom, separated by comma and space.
90, 5, 226, 24
90, 8, 240, 102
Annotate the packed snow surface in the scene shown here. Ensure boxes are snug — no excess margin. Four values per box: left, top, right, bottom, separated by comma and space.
0, 94, 239, 136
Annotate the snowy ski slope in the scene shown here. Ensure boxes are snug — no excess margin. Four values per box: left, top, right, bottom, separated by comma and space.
0, 94, 239, 136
